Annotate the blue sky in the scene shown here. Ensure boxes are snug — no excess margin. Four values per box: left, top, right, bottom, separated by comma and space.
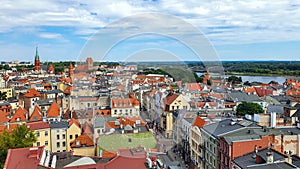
1, 0, 300, 62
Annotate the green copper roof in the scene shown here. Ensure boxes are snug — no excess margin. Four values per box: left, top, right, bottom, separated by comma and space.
35, 47, 39, 60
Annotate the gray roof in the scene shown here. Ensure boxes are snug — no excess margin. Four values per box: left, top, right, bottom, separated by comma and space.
0, 100, 10, 106
267, 105, 284, 114
183, 117, 195, 124
94, 116, 106, 128
223, 128, 281, 144
50, 121, 68, 129
247, 162, 297, 169
228, 91, 261, 102
233, 148, 287, 169
202, 118, 259, 137
36, 99, 55, 106
124, 124, 133, 131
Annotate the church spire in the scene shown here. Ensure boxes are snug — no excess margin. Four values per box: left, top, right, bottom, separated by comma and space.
35, 46, 39, 60
34, 47, 41, 72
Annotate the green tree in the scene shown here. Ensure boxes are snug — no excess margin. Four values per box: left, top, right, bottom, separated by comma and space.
236, 102, 264, 116
0, 91, 7, 100
0, 125, 37, 168
227, 75, 242, 84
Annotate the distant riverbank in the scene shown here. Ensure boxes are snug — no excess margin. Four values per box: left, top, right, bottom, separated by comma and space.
196, 72, 291, 84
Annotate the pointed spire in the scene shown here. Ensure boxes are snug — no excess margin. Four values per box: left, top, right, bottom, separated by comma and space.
35, 46, 39, 60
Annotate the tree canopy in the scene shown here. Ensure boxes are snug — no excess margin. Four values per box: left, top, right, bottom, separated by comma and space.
0, 125, 37, 168
0, 91, 7, 100
227, 75, 242, 84
236, 102, 264, 116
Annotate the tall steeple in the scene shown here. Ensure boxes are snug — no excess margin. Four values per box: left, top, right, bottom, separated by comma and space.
34, 47, 41, 72
35, 47, 40, 60
69, 62, 74, 77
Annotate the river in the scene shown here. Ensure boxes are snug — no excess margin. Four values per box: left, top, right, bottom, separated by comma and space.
196, 73, 288, 84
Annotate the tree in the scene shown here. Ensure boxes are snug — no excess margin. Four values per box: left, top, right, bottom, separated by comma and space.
236, 102, 264, 116
0, 91, 7, 100
0, 125, 37, 168
269, 80, 278, 85
227, 75, 242, 84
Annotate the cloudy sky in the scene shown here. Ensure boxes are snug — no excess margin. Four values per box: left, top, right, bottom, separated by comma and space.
1, 0, 300, 62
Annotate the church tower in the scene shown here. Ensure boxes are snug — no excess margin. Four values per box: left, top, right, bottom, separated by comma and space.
34, 47, 40, 71
69, 63, 74, 77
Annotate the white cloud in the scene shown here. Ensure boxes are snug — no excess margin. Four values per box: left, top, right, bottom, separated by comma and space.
0, 0, 300, 45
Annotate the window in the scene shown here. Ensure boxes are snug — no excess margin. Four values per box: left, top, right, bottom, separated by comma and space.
63, 134, 65, 139
45, 141, 48, 146
75, 134, 78, 138
45, 131, 48, 136
70, 135, 73, 139
57, 135, 60, 140
97, 129, 100, 134
37, 142, 40, 146
36, 132, 40, 137
62, 142, 66, 147
57, 142, 60, 148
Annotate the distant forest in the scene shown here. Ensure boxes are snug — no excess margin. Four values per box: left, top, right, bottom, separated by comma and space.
2, 61, 300, 76
186, 61, 300, 76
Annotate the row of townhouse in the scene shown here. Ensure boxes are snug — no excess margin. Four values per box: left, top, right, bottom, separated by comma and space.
185, 116, 300, 169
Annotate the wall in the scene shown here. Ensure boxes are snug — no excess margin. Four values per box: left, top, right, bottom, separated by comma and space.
66, 123, 81, 151
51, 128, 67, 152
34, 128, 51, 151
72, 146, 95, 156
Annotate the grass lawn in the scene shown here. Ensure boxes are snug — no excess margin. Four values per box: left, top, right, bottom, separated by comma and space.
98, 132, 157, 151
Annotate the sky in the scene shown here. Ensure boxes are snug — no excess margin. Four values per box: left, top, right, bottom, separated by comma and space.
1, 0, 300, 62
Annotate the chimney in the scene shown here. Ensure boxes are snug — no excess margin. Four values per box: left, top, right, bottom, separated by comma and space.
266, 151, 274, 164
76, 140, 80, 147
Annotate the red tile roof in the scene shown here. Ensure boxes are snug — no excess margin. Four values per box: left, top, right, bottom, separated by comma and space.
104, 155, 147, 169
24, 88, 41, 98
254, 87, 273, 97
4, 146, 44, 169
0, 110, 9, 123
63, 109, 78, 119
69, 118, 80, 128
46, 102, 60, 117
165, 93, 179, 105
82, 121, 93, 135
10, 107, 28, 122
70, 134, 94, 148
27, 121, 50, 130
186, 83, 202, 91
106, 117, 146, 129
111, 98, 139, 108
192, 116, 206, 128
29, 105, 43, 121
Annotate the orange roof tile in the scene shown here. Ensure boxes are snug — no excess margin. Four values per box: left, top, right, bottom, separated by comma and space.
10, 107, 28, 122
24, 88, 41, 98
111, 98, 139, 108
0, 110, 9, 123
27, 121, 50, 130
106, 117, 146, 129
29, 105, 43, 121
70, 134, 94, 148
244, 87, 256, 93
192, 116, 206, 128
186, 83, 202, 91
46, 102, 60, 117
69, 118, 80, 128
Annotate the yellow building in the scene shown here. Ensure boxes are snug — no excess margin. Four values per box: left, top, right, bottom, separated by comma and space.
27, 121, 51, 151
71, 135, 95, 156
0, 87, 13, 99
66, 118, 82, 151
